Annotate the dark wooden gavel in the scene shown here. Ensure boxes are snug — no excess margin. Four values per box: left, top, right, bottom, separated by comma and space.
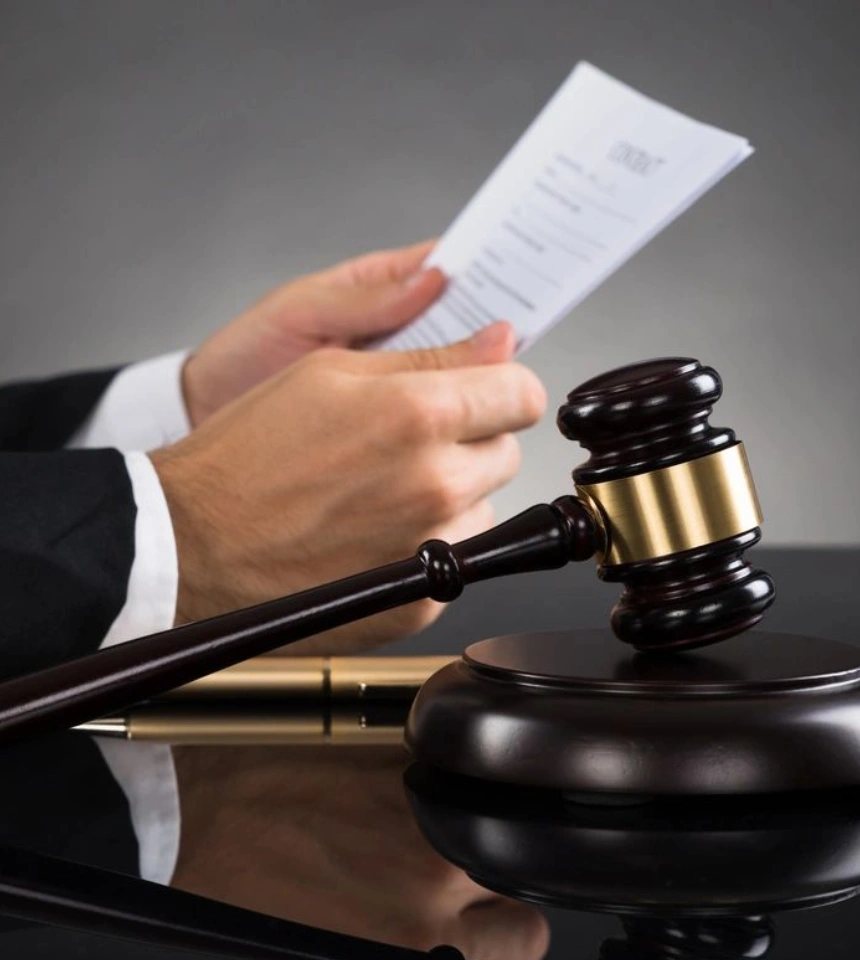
0, 357, 774, 744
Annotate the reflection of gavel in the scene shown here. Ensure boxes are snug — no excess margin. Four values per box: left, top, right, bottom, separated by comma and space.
0, 357, 774, 744
406, 765, 860, 960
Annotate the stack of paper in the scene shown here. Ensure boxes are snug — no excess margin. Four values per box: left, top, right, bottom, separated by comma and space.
375, 62, 752, 353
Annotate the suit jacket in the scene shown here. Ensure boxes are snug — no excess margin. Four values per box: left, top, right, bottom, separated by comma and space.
0, 369, 140, 881
0, 369, 136, 680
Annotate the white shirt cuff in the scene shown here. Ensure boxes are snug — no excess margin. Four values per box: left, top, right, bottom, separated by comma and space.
66, 351, 189, 641
68, 350, 192, 451
66, 352, 191, 886
95, 452, 182, 885
93, 738, 180, 885
92, 453, 182, 885
101, 452, 179, 646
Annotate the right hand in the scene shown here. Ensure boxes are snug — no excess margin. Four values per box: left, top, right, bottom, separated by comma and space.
151, 321, 546, 652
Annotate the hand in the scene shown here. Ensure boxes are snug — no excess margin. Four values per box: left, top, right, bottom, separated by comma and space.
182, 239, 446, 426
151, 322, 546, 651
171, 744, 550, 960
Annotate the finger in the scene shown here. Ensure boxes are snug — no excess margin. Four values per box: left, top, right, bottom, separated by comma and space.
314, 268, 447, 342
459, 435, 522, 502
430, 435, 521, 517
363, 321, 516, 374
349, 238, 438, 283
419, 362, 547, 442
321, 238, 438, 286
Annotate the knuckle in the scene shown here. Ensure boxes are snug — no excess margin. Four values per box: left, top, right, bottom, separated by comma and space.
420, 461, 464, 519
298, 346, 346, 375
452, 387, 477, 437
407, 340, 467, 373
390, 384, 453, 442
407, 347, 446, 372
380, 385, 425, 441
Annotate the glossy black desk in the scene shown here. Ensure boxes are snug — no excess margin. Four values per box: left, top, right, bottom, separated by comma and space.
1, 547, 859, 960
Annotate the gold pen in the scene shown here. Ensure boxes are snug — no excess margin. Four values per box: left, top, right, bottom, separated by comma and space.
156, 655, 457, 701
75, 703, 411, 746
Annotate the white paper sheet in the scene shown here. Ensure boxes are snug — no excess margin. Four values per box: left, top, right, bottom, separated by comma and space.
374, 62, 753, 353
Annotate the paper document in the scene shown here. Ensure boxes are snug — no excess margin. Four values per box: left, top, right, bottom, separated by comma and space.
374, 62, 752, 353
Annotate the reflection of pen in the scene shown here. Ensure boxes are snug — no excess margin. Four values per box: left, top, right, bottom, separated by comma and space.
75, 703, 411, 745
156, 655, 456, 701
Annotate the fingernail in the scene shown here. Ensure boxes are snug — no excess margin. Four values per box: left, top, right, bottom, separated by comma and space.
404, 267, 445, 290
472, 322, 509, 349
403, 269, 432, 290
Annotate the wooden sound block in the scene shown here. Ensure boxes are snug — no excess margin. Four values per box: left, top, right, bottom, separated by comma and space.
406, 630, 860, 796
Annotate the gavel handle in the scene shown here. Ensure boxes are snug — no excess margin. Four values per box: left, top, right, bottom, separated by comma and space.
0, 496, 597, 744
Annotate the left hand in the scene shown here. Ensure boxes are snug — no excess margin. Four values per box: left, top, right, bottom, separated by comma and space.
182, 239, 446, 426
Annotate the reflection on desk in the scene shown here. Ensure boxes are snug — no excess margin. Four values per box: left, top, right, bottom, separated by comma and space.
2, 548, 860, 959
6, 729, 860, 959
0, 734, 547, 960
408, 764, 860, 958
169, 742, 548, 958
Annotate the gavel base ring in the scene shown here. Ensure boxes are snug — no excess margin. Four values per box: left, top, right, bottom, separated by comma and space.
406, 630, 860, 796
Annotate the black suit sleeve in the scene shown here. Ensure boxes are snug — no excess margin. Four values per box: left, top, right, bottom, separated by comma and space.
0, 733, 140, 935
0, 372, 143, 906
0, 369, 119, 451
0, 450, 137, 679
0, 733, 138, 874
0, 369, 136, 678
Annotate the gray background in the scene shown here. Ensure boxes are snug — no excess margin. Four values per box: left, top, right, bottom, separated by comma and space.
1, 0, 857, 543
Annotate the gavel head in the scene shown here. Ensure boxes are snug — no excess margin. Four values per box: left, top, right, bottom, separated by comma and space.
558, 357, 775, 653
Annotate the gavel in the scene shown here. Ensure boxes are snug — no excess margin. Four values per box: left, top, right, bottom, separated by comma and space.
0, 357, 774, 744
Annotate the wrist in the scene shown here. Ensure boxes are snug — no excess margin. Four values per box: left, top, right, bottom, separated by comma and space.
149, 445, 222, 625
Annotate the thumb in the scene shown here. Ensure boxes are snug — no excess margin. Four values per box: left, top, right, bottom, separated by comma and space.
318, 267, 447, 342
364, 321, 517, 373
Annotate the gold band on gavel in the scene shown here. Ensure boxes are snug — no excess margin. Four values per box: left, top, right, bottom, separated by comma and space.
576, 443, 763, 566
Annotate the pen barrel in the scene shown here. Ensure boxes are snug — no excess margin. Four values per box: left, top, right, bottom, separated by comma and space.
163, 657, 329, 700
0, 496, 596, 744
118, 707, 406, 745
128, 709, 326, 744
328, 656, 458, 699
160, 655, 459, 701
